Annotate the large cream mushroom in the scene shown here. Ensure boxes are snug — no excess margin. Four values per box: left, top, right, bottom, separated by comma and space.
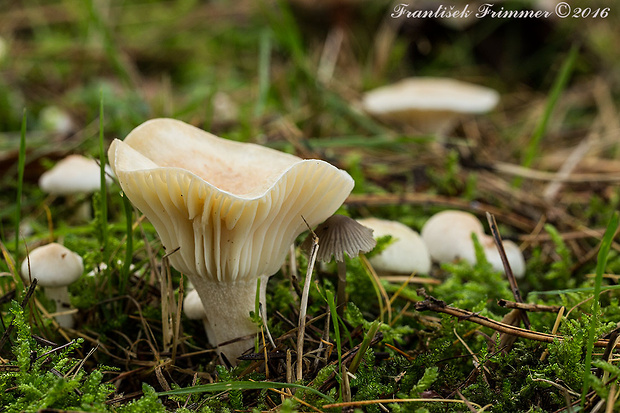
421, 210, 525, 278
362, 77, 500, 135
108, 118, 354, 363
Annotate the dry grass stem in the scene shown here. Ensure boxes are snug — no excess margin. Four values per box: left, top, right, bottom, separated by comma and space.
415, 292, 620, 349
322, 398, 482, 410
486, 212, 530, 329
296, 222, 319, 381
497, 299, 562, 313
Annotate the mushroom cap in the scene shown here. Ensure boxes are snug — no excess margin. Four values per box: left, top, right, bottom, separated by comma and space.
108, 118, 354, 283
183, 289, 207, 320
362, 77, 500, 116
302, 215, 376, 262
358, 218, 431, 274
39, 154, 113, 195
421, 210, 526, 277
20, 243, 84, 287
485, 239, 526, 278
421, 210, 485, 264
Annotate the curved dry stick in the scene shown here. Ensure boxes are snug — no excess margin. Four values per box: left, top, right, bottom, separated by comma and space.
415, 297, 619, 349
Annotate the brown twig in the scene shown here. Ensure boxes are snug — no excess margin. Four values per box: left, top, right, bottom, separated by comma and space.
486, 212, 530, 329
497, 299, 562, 313
415, 292, 620, 349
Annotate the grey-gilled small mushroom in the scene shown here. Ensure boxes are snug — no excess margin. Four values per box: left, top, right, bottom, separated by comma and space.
420, 210, 525, 278
109, 118, 354, 364
361, 77, 500, 135
39, 154, 114, 221
302, 214, 376, 316
20, 243, 84, 329
356, 218, 431, 275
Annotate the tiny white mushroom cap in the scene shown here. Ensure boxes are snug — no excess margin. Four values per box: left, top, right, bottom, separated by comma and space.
40, 106, 75, 136
357, 218, 431, 275
485, 240, 526, 278
421, 210, 485, 264
421, 210, 526, 278
362, 77, 500, 134
20, 243, 84, 288
39, 154, 113, 195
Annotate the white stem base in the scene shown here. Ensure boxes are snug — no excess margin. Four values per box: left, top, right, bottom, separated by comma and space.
191, 277, 268, 365
45, 286, 75, 329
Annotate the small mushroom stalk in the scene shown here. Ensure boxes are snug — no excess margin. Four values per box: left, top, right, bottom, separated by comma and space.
303, 215, 376, 317
43, 286, 76, 329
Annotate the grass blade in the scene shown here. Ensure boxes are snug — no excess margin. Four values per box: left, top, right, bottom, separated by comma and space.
157, 380, 335, 403
325, 289, 342, 375
531, 284, 620, 296
15, 110, 26, 255
120, 193, 133, 295
514, 44, 579, 188
254, 29, 271, 121
349, 320, 381, 374
581, 211, 619, 406
99, 91, 108, 261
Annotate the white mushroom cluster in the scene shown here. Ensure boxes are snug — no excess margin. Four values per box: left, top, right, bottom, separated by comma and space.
353, 212, 525, 278
109, 118, 354, 363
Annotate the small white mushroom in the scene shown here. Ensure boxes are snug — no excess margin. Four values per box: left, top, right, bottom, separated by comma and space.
421, 210, 484, 265
39, 154, 114, 221
20, 243, 84, 329
362, 77, 500, 135
39, 154, 113, 195
421, 210, 525, 278
485, 240, 526, 279
40, 106, 75, 136
357, 218, 431, 275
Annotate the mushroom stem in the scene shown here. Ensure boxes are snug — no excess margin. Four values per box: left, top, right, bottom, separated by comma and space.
191, 277, 268, 364
44, 286, 75, 329
336, 260, 347, 317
